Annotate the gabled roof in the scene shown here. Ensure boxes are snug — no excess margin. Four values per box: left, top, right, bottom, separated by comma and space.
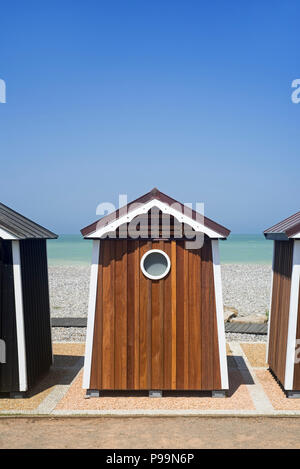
0, 202, 58, 240
264, 211, 300, 240
81, 188, 230, 239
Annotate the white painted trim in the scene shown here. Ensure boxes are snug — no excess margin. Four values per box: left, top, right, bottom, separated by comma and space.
266, 241, 275, 362
82, 240, 100, 389
86, 199, 225, 240
284, 240, 300, 390
211, 239, 229, 390
292, 232, 300, 239
140, 249, 171, 280
0, 227, 17, 240
12, 240, 27, 392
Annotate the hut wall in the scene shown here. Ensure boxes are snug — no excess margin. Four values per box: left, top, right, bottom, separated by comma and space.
0, 240, 19, 392
19, 239, 52, 388
268, 240, 294, 386
293, 285, 300, 390
90, 237, 222, 391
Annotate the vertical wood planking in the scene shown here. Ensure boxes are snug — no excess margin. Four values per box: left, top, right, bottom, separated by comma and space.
114, 240, 127, 389
188, 247, 202, 389
171, 240, 177, 389
151, 240, 164, 388
139, 241, 151, 389
134, 242, 140, 389
126, 240, 135, 389
175, 241, 185, 389
163, 241, 172, 389
89, 244, 103, 389
183, 246, 189, 388
201, 239, 214, 390
90, 233, 225, 391
101, 240, 115, 389
268, 241, 293, 385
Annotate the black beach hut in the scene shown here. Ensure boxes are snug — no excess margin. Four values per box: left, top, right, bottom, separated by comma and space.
0, 202, 57, 396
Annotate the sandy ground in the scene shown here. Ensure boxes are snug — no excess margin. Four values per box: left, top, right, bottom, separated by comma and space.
2, 342, 300, 448
1, 416, 300, 449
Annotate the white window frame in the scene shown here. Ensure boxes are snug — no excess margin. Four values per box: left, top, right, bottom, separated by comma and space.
140, 249, 171, 280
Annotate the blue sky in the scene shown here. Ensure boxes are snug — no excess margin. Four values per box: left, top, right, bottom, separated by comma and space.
0, 0, 299, 234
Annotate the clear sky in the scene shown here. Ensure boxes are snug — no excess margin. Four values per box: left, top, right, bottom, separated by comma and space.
0, 0, 299, 234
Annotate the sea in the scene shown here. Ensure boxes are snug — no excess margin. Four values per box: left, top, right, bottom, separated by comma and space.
47, 234, 273, 266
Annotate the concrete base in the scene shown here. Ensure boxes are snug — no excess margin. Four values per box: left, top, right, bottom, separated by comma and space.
10, 392, 24, 399
149, 390, 162, 398
85, 389, 100, 398
212, 390, 226, 398
286, 391, 300, 399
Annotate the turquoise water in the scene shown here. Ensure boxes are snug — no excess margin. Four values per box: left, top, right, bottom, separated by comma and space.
47, 234, 272, 265
219, 234, 272, 264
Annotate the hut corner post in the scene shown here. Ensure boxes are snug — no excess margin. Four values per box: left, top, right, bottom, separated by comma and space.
284, 240, 300, 391
211, 239, 229, 393
11, 240, 28, 394
82, 239, 100, 392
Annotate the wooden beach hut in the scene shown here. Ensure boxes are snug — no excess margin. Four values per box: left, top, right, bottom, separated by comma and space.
0, 202, 57, 397
82, 188, 230, 397
264, 211, 300, 397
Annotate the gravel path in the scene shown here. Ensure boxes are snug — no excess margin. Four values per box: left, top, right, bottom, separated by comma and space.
49, 263, 271, 342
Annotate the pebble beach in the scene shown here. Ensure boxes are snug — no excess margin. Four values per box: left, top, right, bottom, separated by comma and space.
49, 263, 271, 343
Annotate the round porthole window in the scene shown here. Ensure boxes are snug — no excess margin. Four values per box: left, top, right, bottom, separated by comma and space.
140, 249, 171, 280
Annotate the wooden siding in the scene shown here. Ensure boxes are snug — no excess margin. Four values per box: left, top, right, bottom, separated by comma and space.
268, 240, 294, 386
20, 240, 52, 388
90, 237, 222, 390
0, 240, 19, 392
293, 279, 300, 390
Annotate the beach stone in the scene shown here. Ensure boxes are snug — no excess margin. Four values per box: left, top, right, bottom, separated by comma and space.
230, 314, 268, 324
224, 306, 238, 322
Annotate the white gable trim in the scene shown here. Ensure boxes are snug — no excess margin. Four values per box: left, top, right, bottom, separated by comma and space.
0, 227, 18, 240
86, 199, 225, 239
291, 232, 300, 239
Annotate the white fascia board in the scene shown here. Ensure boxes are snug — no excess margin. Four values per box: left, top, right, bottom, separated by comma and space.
284, 240, 300, 390
86, 199, 225, 239
211, 239, 229, 390
291, 232, 300, 239
12, 240, 28, 392
82, 240, 100, 389
0, 227, 18, 240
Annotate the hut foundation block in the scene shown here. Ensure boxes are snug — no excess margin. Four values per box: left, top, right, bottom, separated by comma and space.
85, 389, 100, 398
212, 390, 226, 398
149, 390, 162, 398
286, 391, 300, 399
10, 392, 24, 399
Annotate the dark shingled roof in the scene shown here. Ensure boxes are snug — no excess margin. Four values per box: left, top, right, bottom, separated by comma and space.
264, 211, 300, 240
81, 187, 231, 239
0, 202, 58, 239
